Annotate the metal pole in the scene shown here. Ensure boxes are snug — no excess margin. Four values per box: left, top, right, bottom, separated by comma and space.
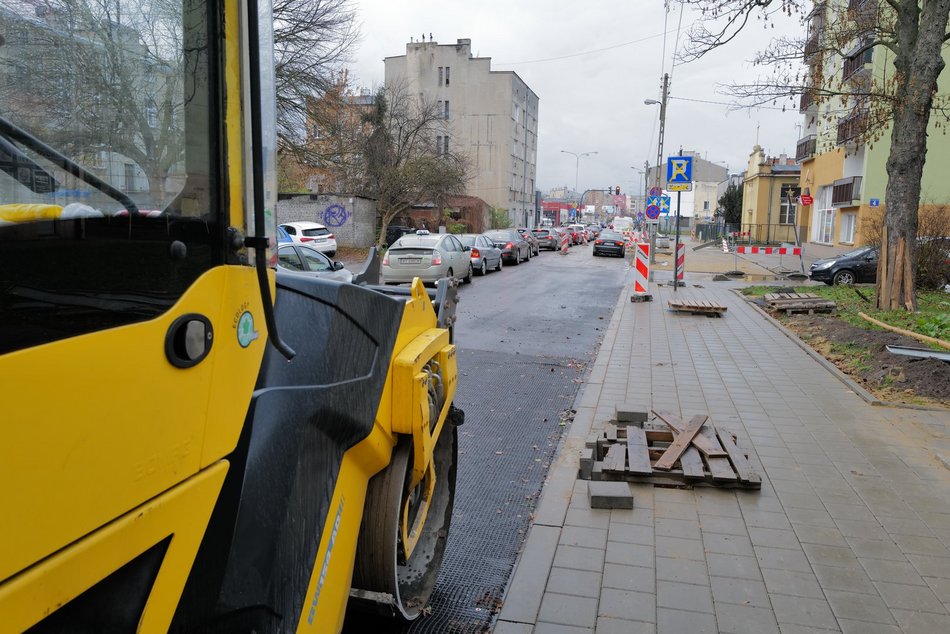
674, 189, 682, 292
650, 73, 668, 268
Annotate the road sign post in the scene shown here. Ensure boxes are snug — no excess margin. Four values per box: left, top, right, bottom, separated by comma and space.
667, 156, 693, 292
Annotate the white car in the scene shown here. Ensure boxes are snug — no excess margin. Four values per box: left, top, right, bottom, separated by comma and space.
279, 221, 337, 257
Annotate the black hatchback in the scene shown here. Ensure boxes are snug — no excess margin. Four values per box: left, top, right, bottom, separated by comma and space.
809, 245, 878, 285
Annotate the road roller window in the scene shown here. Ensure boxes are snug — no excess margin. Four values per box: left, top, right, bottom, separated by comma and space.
0, 0, 224, 355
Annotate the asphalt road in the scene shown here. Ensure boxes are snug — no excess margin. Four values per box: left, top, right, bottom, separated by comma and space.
344, 243, 628, 632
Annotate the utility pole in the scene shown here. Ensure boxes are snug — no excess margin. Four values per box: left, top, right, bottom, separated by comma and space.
648, 73, 669, 268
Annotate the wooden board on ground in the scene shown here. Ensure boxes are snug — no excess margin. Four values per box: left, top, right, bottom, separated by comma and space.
582, 413, 760, 490
763, 292, 836, 315
667, 299, 727, 316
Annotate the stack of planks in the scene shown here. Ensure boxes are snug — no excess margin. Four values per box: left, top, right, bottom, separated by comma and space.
667, 299, 728, 316
763, 292, 836, 315
583, 411, 761, 489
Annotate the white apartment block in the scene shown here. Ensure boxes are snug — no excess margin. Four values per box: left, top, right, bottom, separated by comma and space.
385, 38, 539, 226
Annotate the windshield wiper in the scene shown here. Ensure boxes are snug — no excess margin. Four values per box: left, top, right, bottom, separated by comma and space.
0, 115, 139, 216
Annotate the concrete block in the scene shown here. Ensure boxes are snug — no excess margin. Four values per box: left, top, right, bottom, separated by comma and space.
616, 404, 649, 424
588, 480, 634, 509
591, 462, 604, 481
579, 450, 594, 480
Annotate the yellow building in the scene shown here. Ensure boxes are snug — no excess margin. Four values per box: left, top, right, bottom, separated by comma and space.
797, 1, 950, 247
741, 146, 802, 244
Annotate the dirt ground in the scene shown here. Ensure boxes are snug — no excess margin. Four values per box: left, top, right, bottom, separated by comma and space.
781, 312, 950, 408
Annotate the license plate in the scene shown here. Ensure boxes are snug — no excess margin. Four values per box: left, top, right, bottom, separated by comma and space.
400, 257, 422, 264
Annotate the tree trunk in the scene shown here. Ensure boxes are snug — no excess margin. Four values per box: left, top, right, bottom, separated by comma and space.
876, 0, 950, 311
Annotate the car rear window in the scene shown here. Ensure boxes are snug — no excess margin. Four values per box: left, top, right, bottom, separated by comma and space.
393, 236, 439, 248
459, 236, 476, 246
485, 232, 514, 241
302, 227, 330, 237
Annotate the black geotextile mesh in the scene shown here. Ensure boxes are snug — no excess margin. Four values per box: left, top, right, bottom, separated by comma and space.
343, 348, 584, 633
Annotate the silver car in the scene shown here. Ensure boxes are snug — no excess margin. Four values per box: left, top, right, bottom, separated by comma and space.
382, 231, 474, 285
277, 244, 353, 282
459, 234, 504, 275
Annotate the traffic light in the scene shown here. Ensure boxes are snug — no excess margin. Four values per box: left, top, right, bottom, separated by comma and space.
615, 186, 621, 195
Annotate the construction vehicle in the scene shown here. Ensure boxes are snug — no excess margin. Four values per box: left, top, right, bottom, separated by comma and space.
0, 0, 460, 631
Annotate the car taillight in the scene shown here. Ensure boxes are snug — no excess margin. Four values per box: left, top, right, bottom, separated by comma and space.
615, 241, 624, 246
300, 236, 315, 242
471, 247, 480, 257
505, 242, 513, 249
326, 233, 334, 240
431, 250, 442, 265
595, 240, 603, 245
382, 252, 390, 265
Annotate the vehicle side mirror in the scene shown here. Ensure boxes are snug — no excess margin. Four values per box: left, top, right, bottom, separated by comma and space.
462, 245, 471, 252
333, 261, 344, 270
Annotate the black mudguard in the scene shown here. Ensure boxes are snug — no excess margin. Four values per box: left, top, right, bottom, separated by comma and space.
172, 273, 404, 632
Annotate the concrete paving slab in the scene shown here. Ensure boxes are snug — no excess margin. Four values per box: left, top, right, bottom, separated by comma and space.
496, 252, 950, 633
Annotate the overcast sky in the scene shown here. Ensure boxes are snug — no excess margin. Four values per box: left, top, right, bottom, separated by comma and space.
347, 0, 803, 196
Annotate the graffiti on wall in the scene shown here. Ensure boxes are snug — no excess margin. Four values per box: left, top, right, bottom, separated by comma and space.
321, 203, 350, 228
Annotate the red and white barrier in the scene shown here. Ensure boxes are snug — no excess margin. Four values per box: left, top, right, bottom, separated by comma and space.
633, 243, 650, 295
560, 231, 570, 254
675, 243, 685, 284
730, 231, 751, 239
736, 246, 802, 255
722, 238, 729, 253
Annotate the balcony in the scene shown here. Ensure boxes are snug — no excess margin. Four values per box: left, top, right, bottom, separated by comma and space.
847, 0, 878, 31
837, 111, 868, 144
799, 90, 815, 111
832, 176, 862, 207
803, 33, 821, 62
842, 48, 872, 82
796, 135, 817, 162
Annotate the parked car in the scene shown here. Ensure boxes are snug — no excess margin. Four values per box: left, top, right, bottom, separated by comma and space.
569, 224, 589, 243
277, 244, 352, 282
484, 229, 531, 264
560, 225, 579, 245
382, 230, 473, 285
592, 230, 626, 257
809, 245, 878, 285
279, 221, 337, 257
276, 225, 292, 244
586, 224, 602, 239
459, 233, 504, 275
531, 227, 560, 250
384, 224, 414, 247
516, 228, 541, 256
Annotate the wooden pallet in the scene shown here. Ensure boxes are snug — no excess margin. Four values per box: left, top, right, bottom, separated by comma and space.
667, 299, 728, 316
584, 412, 761, 489
764, 292, 836, 315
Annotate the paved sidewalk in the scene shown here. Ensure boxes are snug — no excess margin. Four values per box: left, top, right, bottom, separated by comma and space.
496, 259, 950, 633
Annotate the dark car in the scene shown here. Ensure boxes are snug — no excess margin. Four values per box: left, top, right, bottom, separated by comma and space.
809, 245, 878, 285
384, 225, 414, 247
484, 229, 531, 264
531, 227, 560, 250
592, 230, 626, 257
516, 228, 541, 256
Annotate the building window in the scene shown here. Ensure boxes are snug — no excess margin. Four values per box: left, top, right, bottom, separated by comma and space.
124, 163, 136, 191
445, 66, 450, 86
443, 100, 449, 119
779, 184, 798, 224
145, 99, 158, 127
840, 212, 856, 243
436, 135, 442, 155
703, 200, 709, 211
443, 136, 449, 155
438, 66, 443, 85
814, 208, 835, 244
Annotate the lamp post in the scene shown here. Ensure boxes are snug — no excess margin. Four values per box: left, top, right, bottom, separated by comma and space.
560, 149, 597, 198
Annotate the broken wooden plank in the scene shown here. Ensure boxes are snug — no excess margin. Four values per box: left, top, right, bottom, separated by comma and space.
679, 446, 706, 481
652, 411, 727, 457
602, 443, 627, 473
625, 426, 654, 475
699, 426, 738, 483
654, 416, 706, 470
715, 427, 762, 488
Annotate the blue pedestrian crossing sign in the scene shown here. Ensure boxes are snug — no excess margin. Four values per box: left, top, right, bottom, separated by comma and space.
659, 195, 671, 215
667, 156, 693, 192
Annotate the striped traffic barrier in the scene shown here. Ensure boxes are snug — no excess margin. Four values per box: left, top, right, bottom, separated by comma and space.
675, 243, 686, 286
735, 246, 802, 255
630, 243, 652, 301
560, 231, 570, 255
722, 237, 730, 253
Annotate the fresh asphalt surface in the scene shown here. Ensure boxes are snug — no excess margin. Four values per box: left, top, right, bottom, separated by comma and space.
343, 243, 628, 632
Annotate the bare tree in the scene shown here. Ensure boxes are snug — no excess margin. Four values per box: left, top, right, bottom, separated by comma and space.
358, 85, 469, 247
679, 0, 950, 311
272, 0, 360, 161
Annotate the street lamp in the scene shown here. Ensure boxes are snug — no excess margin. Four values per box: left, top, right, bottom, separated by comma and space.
560, 149, 598, 195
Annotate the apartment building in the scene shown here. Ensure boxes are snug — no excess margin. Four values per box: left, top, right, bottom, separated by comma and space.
796, 0, 950, 247
384, 38, 540, 226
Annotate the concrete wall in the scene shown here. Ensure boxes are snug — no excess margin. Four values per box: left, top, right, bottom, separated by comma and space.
276, 194, 377, 248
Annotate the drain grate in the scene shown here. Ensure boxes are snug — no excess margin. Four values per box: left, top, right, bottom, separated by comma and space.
344, 348, 583, 633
